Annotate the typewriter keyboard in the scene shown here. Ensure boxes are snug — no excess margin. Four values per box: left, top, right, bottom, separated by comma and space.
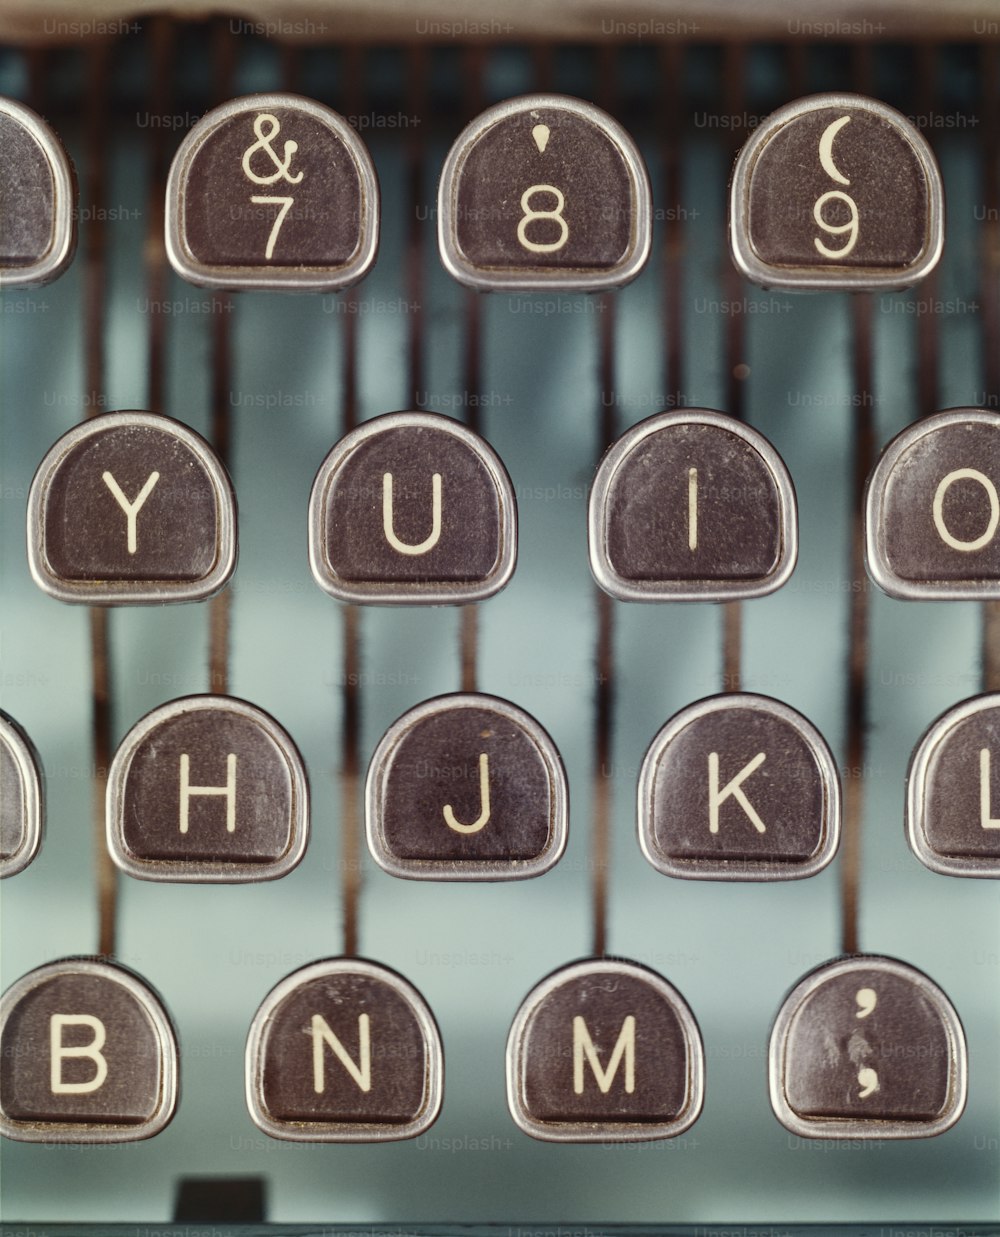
1, 18, 998, 1228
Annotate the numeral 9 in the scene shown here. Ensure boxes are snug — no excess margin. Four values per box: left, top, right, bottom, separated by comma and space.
813, 189, 859, 259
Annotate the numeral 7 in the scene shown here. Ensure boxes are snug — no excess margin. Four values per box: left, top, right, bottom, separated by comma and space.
250, 195, 294, 260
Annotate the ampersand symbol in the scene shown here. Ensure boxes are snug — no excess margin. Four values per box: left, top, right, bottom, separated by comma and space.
241, 113, 304, 186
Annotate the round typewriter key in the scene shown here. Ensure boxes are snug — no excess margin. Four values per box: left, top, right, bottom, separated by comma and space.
166, 93, 379, 292
0, 958, 178, 1143
638, 693, 841, 881
769, 955, 967, 1139
438, 93, 651, 292
107, 695, 308, 883
907, 693, 1000, 878
865, 409, 1000, 600
0, 97, 76, 287
0, 712, 44, 879
589, 409, 797, 601
309, 411, 517, 605
730, 94, 943, 291
27, 411, 237, 606
506, 958, 704, 1142
246, 958, 443, 1142
366, 693, 567, 881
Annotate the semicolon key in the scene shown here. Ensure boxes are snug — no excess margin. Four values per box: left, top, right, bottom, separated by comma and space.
166, 93, 379, 292
27, 411, 237, 605
437, 93, 651, 292
0, 958, 178, 1143
309, 411, 517, 605
769, 955, 967, 1139
730, 93, 944, 291
0, 96, 76, 287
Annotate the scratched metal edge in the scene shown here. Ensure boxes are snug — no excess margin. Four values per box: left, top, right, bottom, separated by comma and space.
0, 1225, 997, 1236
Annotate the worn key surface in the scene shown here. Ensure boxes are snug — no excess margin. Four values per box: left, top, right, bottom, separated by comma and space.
0, 712, 44, 879
907, 693, 1000, 877
438, 93, 651, 292
309, 412, 516, 604
770, 955, 967, 1138
506, 958, 704, 1142
0, 97, 76, 286
589, 409, 797, 601
107, 695, 309, 882
0, 958, 178, 1142
246, 958, 443, 1141
366, 693, 568, 880
866, 408, 1000, 599
730, 93, 943, 291
27, 411, 237, 605
639, 693, 841, 880
166, 93, 378, 291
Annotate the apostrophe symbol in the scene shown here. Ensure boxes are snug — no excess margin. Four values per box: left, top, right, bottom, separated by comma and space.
531, 124, 550, 154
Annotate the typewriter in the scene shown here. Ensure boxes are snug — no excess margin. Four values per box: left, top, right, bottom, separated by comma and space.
1, 1, 998, 1230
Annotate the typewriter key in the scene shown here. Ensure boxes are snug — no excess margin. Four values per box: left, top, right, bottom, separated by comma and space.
246, 958, 443, 1141
438, 94, 651, 292
0, 97, 76, 287
27, 411, 236, 605
367, 693, 567, 880
638, 693, 841, 880
589, 409, 797, 601
730, 94, 943, 291
107, 695, 308, 883
769, 956, 967, 1138
907, 693, 1000, 878
0, 958, 178, 1143
166, 93, 378, 292
309, 411, 517, 605
506, 958, 704, 1142
865, 408, 1000, 600
0, 712, 44, 879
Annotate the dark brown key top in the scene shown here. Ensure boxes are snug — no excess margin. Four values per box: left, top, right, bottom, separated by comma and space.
0, 958, 178, 1143
166, 93, 378, 292
907, 693, 1000, 878
506, 958, 704, 1142
866, 408, 1000, 600
0, 712, 44, 879
638, 693, 841, 880
438, 93, 651, 292
107, 695, 309, 883
0, 96, 76, 287
309, 411, 517, 605
366, 692, 568, 880
730, 94, 943, 291
27, 410, 236, 605
246, 958, 443, 1141
589, 409, 797, 601
769, 955, 967, 1139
